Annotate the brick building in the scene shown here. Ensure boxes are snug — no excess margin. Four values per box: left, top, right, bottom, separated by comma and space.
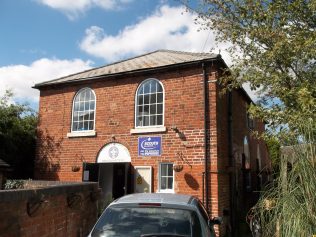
34, 50, 271, 236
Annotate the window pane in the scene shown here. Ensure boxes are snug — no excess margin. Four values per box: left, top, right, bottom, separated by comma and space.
144, 105, 149, 115
84, 121, 89, 130
89, 111, 95, 120
84, 112, 89, 120
150, 80, 157, 93
143, 116, 149, 126
137, 106, 143, 116
150, 94, 156, 103
150, 104, 156, 114
161, 164, 167, 176
84, 102, 89, 110
90, 101, 95, 110
167, 177, 173, 189
161, 177, 167, 189
136, 116, 143, 126
157, 83, 163, 92
144, 82, 150, 94
144, 94, 149, 104
79, 102, 84, 111
72, 122, 79, 131
138, 85, 144, 95
78, 112, 84, 121
157, 104, 163, 114
138, 95, 143, 105
74, 102, 79, 111
73, 112, 79, 122
136, 80, 163, 128
149, 116, 156, 126
72, 88, 96, 131
79, 91, 84, 101
157, 93, 163, 103
157, 115, 163, 125
89, 121, 94, 130
167, 164, 173, 176
78, 122, 84, 130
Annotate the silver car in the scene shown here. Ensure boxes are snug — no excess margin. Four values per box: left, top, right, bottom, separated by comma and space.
88, 193, 221, 237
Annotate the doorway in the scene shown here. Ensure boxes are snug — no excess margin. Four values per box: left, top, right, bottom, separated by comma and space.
112, 163, 126, 199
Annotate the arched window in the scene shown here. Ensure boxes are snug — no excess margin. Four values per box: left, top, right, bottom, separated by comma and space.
243, 136, 251, 169
257, 144, 262, 171
135, 79, 164, 127
71, 88, 96, 132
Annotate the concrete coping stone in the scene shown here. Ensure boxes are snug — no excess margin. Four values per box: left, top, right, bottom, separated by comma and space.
0, 180, 99, 202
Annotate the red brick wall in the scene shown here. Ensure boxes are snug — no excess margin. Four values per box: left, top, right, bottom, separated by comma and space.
0, 181, 98, 237
35, 66, 214, 200
35, 64, 269, 236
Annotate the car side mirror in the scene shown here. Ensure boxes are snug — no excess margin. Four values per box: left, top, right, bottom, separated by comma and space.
208, 216, 223, 226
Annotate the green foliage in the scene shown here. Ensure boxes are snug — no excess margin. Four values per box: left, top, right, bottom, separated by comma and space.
265, 136, 281, 172
252, 122, 316, 236
4, 179, 25, 190
0, 90, 38, 178
190, 0, 316, 138
188, 1, 316, 234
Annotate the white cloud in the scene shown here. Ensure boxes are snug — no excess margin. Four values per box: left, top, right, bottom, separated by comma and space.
79, 5, 232, 63
36, 0, 132, 20
0, 58, 93, 103
243, 83, 260, 103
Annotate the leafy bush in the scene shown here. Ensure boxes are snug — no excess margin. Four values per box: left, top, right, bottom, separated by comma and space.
4, 179, 25, 190
252, 121, 316, 236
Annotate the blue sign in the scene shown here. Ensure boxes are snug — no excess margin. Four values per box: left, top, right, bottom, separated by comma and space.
138, 137, 162, 156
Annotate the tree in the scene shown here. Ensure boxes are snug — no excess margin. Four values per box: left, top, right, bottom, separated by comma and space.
187, 1, 316, 235
189, 0, 315, 140
0, 90, 37, 179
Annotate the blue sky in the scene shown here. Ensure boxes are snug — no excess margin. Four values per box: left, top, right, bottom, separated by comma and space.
0, 0, 255, 109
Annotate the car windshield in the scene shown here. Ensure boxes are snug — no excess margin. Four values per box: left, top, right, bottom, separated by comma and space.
91, 206, 202, 237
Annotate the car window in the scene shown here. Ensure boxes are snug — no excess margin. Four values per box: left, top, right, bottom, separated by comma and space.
91, 206, 203, 237
197, 201, 209, 223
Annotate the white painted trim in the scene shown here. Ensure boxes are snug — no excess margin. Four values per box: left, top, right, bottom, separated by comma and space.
134, 78, 165, 128
134, 166, 152, 193
71, 87, 96, 132
158, 162, 174, 193
67, 130, 96, 138
130, 126, 166, 134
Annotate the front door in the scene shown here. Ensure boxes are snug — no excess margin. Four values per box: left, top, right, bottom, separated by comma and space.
112, 163, 126, 199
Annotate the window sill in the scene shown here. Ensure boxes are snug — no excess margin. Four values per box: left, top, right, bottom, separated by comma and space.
130, 126, 167, 134
157, 190, 174, 194
67, 131, 96, 138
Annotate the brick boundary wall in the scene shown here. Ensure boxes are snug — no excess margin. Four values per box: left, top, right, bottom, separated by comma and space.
0, 181, 99, 237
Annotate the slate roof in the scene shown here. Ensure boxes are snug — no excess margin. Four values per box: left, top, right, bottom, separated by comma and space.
34, 50, 222, 88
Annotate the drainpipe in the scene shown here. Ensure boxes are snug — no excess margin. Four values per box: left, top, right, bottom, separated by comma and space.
228, 90, 236, 236
202, 62, 210, 214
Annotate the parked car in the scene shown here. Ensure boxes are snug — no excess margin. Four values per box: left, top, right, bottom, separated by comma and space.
88, 193, 221, 237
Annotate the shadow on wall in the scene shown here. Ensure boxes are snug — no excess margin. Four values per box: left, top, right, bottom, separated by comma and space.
184, 173, 199, 191
35, 129, 62, 180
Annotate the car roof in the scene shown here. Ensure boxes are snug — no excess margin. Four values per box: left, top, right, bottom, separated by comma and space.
113, 193, 196, 206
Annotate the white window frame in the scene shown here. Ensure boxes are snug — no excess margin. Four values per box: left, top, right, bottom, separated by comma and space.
158, 163, 174, 193
134, 78, 165, 130
68, 87, 96, 137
